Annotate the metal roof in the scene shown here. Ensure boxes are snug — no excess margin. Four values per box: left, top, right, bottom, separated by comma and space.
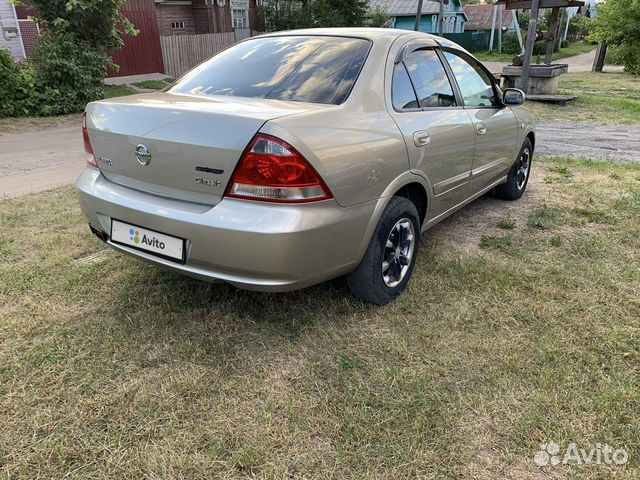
464, 4, 514, 31
369, 0, 443, 16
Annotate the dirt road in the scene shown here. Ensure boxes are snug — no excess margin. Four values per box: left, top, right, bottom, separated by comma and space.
1, 120, 639, 198
0, 126, 84, 197
483, 50, 624, 75
536, 121, 640, 163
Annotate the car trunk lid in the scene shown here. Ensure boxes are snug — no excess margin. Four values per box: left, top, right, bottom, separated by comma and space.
85, 93, 327, 205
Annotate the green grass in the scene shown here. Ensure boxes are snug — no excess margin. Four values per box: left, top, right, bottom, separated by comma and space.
526, 71, 640, 125
131, 80, 171, 90
103, 84, 137, 99
1, 158, 639, 478
496, 217, 516, 230
474, 41, 596, 63
527, 204, 563, 230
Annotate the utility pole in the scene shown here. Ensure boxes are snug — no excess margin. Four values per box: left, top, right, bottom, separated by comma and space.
438, 0, 444, 36
414, 0, 423, 31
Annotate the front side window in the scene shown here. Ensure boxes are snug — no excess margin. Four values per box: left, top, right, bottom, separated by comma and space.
171, 36, 371, 105
443, 51, 497, 107
403, 49, 456, 108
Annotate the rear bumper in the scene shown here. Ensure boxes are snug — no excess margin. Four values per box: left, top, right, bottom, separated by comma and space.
75, 168, 376, 291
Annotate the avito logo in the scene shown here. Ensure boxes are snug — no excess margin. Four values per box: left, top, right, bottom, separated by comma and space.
129, 228, 166, 250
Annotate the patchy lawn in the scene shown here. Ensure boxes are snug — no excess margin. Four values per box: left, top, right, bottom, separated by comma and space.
131, 78, 175, 90
0, 158, 638, 479
475, 42, 597, 64
103, 84, 137, 99
0, 114, 82, 134
526, 71, 640, 125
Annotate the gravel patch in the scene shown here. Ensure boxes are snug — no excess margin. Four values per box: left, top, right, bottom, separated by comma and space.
536, 121, 640, 163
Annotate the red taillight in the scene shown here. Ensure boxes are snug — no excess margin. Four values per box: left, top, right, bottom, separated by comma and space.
226, 134, 333, 203
82, 112, 98, 168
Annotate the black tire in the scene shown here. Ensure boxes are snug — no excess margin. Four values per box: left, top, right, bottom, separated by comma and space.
346, 196, 421, 305
495, 138, 533, 201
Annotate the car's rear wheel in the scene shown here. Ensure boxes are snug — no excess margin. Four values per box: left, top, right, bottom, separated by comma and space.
495, 138, 533, 200
346, 196, 420, 305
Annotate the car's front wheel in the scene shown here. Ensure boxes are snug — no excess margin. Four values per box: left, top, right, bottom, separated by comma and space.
495, 137, 533, 200
346, 196, 420, 305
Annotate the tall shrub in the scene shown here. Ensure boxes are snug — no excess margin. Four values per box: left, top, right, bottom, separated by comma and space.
590, 0, 640, 74
16, 0, 138, 115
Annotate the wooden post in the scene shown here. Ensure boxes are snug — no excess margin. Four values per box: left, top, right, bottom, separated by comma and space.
592, 43, 607, 72
438, 0, 444, 36
545, 7, 560, 65
498, 6, 503, 54
489, 5, 497, 52
513, 9, 524, 54
414, 0, 423, 31
521, 0, 541, 92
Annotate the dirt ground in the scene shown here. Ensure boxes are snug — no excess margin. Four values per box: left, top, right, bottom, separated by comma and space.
536, 121, 640, 163
482, 50, 624, 75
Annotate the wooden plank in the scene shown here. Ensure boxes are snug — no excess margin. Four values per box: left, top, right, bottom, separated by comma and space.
160, 32, 238, 78
525, 94, 576, 105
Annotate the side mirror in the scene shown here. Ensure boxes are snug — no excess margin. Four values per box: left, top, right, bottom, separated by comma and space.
503, 88, 525, 106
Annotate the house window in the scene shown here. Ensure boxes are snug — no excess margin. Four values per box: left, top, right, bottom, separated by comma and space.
171, 21, 185, 30
232, 9, 248, 28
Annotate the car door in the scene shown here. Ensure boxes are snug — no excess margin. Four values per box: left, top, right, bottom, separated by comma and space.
441, 49, 519, 192
388, 43, 476, 221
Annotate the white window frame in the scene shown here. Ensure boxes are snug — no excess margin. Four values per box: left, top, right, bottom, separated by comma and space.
232, 8, 248, 29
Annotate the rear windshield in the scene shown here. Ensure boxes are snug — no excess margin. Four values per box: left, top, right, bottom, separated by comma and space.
170, 36, 371, 105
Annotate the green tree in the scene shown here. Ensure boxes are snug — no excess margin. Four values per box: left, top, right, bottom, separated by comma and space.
590, 0, 640, 74
20, 0, 137, 114
259, 0, 369, 31
366, 8, 392, 28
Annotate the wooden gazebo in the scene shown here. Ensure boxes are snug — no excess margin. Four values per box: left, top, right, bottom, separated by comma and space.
498, 0, 584, 94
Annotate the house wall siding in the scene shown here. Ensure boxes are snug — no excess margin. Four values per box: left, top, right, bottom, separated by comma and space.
157, 4, 196, 35
0, 0, 25, 59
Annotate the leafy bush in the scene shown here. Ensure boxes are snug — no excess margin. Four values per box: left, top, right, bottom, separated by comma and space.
590, 0, 640, 74
0, 34, 109, 118
0, 49, 37, 118
501, 32, 522, 55
29, 32, 108, 116
1, 0, 135, 119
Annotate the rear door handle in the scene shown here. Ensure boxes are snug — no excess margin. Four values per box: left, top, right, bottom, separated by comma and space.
413, 130, 431, 147
476, 123, 487, 136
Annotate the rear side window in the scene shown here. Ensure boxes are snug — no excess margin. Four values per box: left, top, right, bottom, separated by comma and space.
403, 49, 456, 108
171, 36, 371, 105
392, 63, 419, 110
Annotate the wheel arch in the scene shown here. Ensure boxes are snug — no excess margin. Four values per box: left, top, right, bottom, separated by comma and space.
526, 131, 535, 152
353, 172, 432, 267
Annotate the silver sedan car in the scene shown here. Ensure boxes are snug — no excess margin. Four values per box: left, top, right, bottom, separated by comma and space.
76, 28, 535, 304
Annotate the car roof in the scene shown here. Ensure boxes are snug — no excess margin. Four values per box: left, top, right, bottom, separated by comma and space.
258, 28, 470, 54
259, 27, 409, 40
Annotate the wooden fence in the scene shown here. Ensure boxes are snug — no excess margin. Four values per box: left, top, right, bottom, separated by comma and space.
160, 32, 236, 78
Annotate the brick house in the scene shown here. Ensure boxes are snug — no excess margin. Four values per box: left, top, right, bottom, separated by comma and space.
154, 0, 261, 37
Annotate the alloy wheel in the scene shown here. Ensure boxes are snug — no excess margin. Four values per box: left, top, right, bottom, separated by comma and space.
382, 218, 416, 288
516, 147, 531, 190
